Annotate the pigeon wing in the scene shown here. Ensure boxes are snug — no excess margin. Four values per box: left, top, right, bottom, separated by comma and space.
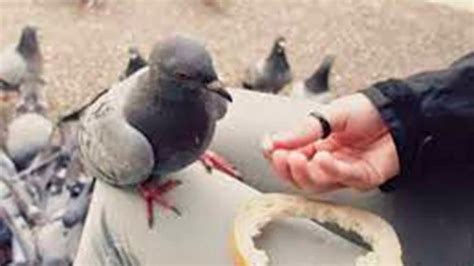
78, 69, 155, 186
0, 46, 27, 86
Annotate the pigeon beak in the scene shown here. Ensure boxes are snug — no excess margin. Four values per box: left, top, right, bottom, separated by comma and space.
205, 80, 233, 102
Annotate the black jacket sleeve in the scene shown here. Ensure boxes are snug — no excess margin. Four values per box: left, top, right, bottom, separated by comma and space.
361, 52, 474, 191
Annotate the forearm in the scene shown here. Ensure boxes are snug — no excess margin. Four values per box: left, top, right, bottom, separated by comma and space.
361, 52, 474, 190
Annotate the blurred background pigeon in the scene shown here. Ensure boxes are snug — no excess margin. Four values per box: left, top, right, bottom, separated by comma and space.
0, 151, 17, 180
5, 75, 52, 172
78, 0, 105, 9
289, 55, 336, 103
0, 26, 43, 102
0, 25, 95, 265
119, 47, 148, 81
5, 102, 53, 171
62, 178, 93, 229
15, 73, 48, 115
242, 36, 292, 94
0, 216, 13, 265
36, 219, 71, 266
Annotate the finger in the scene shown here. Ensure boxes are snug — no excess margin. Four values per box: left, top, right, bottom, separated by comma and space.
313, 138, 337, 152
270, 150, 295, 186
314, 151, 375, 190
265, 137, 319, 160
307, 155, 345, 192
287, 152, 313, 190
296, 142, 317, 158
262, 117, 324, 155
261, 135, 275, 160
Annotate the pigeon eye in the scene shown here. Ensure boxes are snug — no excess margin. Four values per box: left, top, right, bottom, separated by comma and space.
176, 72, 191, 80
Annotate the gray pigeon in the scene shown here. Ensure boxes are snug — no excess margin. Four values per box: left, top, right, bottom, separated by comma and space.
15, 76, 48, 115
62, 178, 93, 229
5, 77, 52, 171
242, 36, 292, 94
290, 55, 336, 103
6, 110, 53, 171
36, 219, 71, 266
0, 216, 13, 265
119, 46, 148, 81
0, 26, 42, 100
0, 150, 17, 179
78, 0, 104, 9
78, 35, 233, 226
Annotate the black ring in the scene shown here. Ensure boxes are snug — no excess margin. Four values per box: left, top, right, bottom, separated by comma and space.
309, 111, 332, 139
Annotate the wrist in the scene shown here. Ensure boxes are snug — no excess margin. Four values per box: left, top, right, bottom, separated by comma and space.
361, 79, 424, 190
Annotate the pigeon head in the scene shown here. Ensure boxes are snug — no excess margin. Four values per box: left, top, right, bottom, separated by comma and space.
46, 176, 65, 196
271, 36, 286, 56
17, 26, 40, 59
128, 46, 141, 60
268, 36, 290, 72
148, 35, 232, 102
66, 181, 85, 198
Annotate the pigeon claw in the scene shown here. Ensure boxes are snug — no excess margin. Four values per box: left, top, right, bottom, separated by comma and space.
200, 150, 243, 180
138, 179, 182, 228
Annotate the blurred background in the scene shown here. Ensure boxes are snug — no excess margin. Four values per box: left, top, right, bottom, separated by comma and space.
1, 0, 473, 117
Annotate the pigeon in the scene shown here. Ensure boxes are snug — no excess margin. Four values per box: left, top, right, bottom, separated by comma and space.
78, 0, 104, 9
0, 182, 38, 263
289, 55, 336, 103
62, 178, 93, 229
4, 77, 53, 172
242, 36, 292, 94
0, 150, 17, 180
0, 217, 13, 265
0, 153, 17, 250
0, 26, 42, 101
6, 110, 53, 171
43, 169, 69, 217
15, 76, 48, 115
65, 179, 86, 199
77, 35, 235, 227
119, 47, 148, 81
36, 219, 71, 266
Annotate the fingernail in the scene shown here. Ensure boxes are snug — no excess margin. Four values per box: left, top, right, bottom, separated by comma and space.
261, 135, 274, 159
261, 135, 274, 151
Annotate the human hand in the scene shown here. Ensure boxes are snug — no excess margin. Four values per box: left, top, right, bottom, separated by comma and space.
262, 93, 400, 192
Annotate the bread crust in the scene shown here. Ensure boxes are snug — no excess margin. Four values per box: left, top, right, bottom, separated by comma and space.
232, 193, 403, 266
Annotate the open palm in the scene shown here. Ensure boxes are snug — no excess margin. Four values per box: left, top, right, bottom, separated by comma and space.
263, 93, 399, 192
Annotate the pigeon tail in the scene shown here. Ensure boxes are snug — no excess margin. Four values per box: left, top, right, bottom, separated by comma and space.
304, 55, 335, 94
57, 88, 109, 125
242, 81, 254, 90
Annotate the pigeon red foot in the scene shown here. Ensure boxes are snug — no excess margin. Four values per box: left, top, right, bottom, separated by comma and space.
139, 151, 240, 228
0, 94, 9, 102
200, 150, 243, 180
0, 91, 18, 102
138, 179, 182, 228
